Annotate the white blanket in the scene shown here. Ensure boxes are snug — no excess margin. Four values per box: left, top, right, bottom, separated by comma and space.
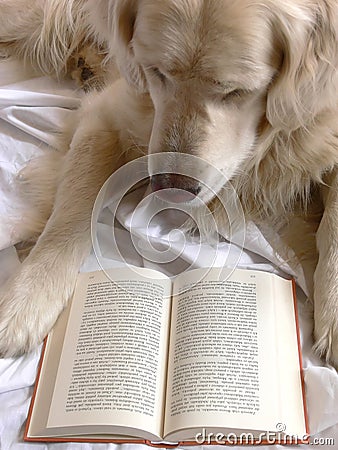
0, 58, 338, 450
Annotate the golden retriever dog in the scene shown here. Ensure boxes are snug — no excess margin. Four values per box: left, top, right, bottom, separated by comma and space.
0, 0, 337, 367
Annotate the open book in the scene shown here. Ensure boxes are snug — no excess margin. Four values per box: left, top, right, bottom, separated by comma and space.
25, 266, 309, 446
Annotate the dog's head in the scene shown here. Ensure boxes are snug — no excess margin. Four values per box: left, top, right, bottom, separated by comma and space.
105, 0, 337, 203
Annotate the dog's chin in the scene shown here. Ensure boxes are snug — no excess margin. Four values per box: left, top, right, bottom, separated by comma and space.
153, 186, 217, 209
153, 188, 196, 204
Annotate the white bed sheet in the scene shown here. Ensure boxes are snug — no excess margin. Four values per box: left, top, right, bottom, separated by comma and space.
0, 58, 338, 450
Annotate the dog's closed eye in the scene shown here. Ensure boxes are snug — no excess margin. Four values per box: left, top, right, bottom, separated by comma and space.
221, 88, 245, 102
150, 66, 166, 83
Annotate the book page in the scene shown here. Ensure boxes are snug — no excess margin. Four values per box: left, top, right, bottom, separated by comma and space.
47, 267, 172, 440
164, 267, 283, 440
273, 280, 307, 438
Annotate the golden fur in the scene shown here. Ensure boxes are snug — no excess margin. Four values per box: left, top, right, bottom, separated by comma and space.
0, 0, 337, 366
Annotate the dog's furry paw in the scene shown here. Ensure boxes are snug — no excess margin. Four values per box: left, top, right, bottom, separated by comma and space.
313, 209, 338, 370
313, 320, 338, 370
0, 263, 71, 358
313, 258, 338, 369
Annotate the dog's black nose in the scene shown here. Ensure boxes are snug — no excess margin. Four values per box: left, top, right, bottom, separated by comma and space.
151, 174, 201, 202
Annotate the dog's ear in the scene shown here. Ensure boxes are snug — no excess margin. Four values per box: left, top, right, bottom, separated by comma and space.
111, 0, 147, 92
266, 1, 338, 131
86, 0, 147, 91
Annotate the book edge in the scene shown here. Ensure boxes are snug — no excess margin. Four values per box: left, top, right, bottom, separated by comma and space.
24, 436, 310, 446
24, 336, 49, 441
291, 279, 310, 438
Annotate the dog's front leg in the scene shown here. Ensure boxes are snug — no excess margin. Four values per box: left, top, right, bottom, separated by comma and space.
0, 83, 148, 357
313, 168, 338, 368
